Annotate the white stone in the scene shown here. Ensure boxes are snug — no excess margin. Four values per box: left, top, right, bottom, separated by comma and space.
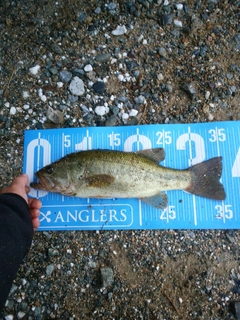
95, 106, 109, 116
84, 64, 93, 72
176, 3, 183, 10
205, 91, 210, 100
142, 39, 147, 45
17, 311, 26, 319
112, 25, 127, 36
23, 104, 30, 110
129, 109, 138, 117
174, 20, 183, 27
69, 76, 85, 96
118, 74, 124, 82
122, 113, 129, 120
10, 106, 16, 115
29, 65, 40, 75
57, 82, 63, 88
22, 91, 30, 98
208, 113, 214, 121
157, 73, 164, 81
138, 34, 144, 42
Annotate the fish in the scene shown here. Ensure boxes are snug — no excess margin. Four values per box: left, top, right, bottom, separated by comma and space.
30, 148, 226, 209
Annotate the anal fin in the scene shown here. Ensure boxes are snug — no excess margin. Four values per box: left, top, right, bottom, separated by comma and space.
140, 192, 168, 209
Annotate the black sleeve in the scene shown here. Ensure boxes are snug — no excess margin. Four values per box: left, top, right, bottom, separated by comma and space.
0, 193, 33, 314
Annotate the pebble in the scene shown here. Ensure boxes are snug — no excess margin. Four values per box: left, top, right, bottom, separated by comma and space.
161, 14, 174, 26
95, 106, 109, 116
158, 47, 168, 58
105, 115, 118, 126
176, 3, 183, 10
112, 25, 127, 36
10, 106, 16, 115
181, 82, 197, 98
174, 19, 183, 27
129, 109, 138, 117
84, 64, 93, 72
134, 95, 146, 104
94, 7, 101, 14
95, 53, 111, 62
92, 81, 105, 94
46, 106, 64, 124
205, 91, 211, 100
46, 264, 54, 276
29, 65, 40, 75
229, 301, 240, 319
59, 70, 72, 82
100, 267, 114, 288
17, 311, 26, 319
50, 43, 62, 54
69, 77, 85, 96
38, 88, 47, 102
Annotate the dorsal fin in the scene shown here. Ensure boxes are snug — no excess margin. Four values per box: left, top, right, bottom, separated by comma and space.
136, 148, 165, 164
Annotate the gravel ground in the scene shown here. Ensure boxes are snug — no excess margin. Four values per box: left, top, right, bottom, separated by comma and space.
0, 0, 240, 319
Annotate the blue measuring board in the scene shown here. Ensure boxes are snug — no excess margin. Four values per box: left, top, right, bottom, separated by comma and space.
23, 121, 240, 231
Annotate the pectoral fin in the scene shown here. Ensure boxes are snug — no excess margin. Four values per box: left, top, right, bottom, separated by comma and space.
140, 192, 168, 209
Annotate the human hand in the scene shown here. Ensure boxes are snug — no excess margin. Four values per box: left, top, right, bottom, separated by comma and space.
0, 174, 41, 230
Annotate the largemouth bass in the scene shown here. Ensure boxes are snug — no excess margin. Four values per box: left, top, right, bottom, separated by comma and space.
30, 148, 226, 209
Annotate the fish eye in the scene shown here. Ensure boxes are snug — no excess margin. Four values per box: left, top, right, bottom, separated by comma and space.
46, 166, 54, 174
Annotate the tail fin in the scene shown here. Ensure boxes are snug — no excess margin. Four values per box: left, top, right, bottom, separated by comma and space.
185, 157, 226, 200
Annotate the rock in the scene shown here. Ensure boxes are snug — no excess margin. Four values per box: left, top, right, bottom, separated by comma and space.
29, 65, 40, 75
84, 64, 93, 72
10, 106, 16, 115
50, 43, 62, 54
95, 106, 109, 116
105, 115, 118, 126
94, 7, 101, 14
134, 95, 146, 104
161, 14, 174, 26
95, 53, 111, 62
93, 81, 105, 94
129, 109, 138, 117
112, 25, 127, 36
174, 19, 183, 27
106, 3, 117, 10
17, 311, 26, 319
229, 301, 240, 319
46, 264, 54, 276
125, 60, 139, 70
158, 47, 168, 58
101, 267, 114, 287
69, 77, 85, 96
59, 70, 72, 83
78, 12, 87, 23
181, 82, 197, 99
46, 106, 64, 124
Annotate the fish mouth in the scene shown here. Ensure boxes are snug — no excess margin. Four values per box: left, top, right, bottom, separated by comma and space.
30, 172, 55, 191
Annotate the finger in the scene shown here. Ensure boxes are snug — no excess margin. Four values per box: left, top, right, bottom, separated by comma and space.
32, 217, 40, 230
30, 208, 40, 218
28, 198, 42, 210
25, 186, 30, 194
